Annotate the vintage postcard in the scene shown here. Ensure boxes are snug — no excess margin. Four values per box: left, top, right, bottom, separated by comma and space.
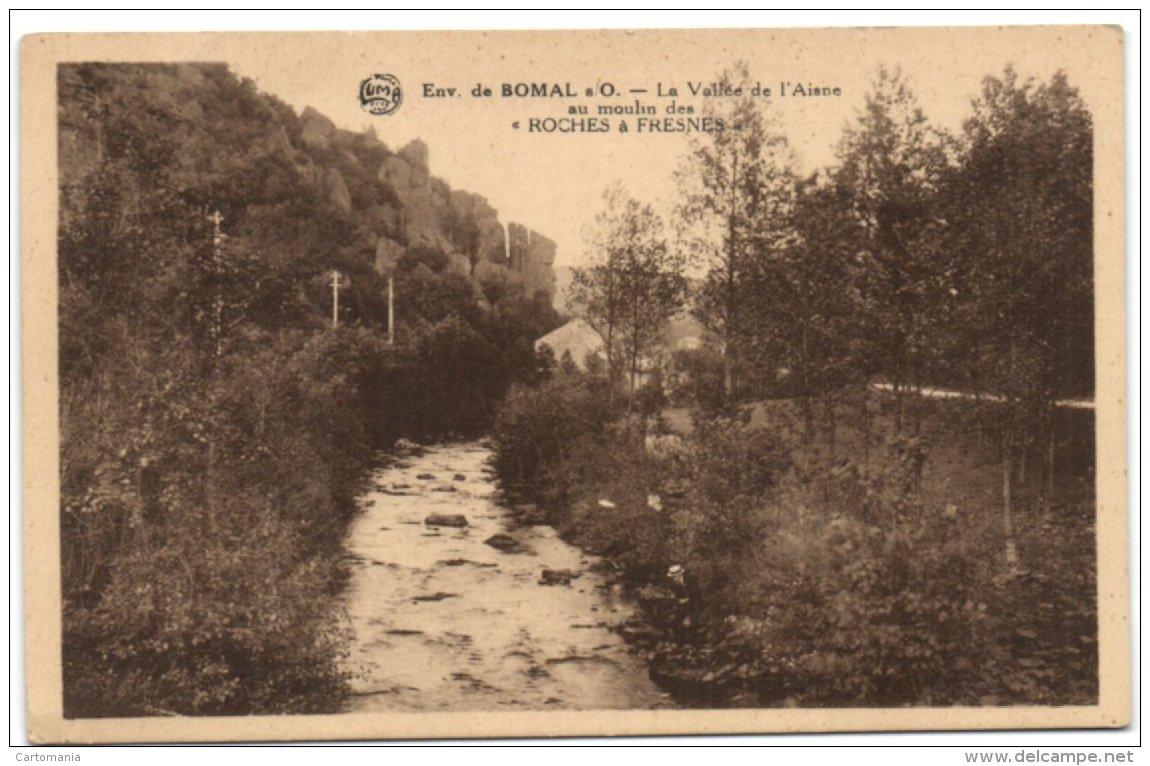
20, 26, 1127, 743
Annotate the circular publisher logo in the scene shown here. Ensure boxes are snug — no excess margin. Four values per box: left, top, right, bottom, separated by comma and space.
359, 74, 402, 116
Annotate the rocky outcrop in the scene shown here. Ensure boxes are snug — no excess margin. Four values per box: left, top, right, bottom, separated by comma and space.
324, 167, 351, 211
508, 223, 557, 299
378, 153, 422, 191
398, 138, 429, 173
300, 106, 336, 152
447, 190, 505, 266
295, 105, 559, 303
370, 138, 557, 296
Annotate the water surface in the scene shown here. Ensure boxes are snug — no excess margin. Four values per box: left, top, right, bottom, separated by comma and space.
342, 441, 670, 712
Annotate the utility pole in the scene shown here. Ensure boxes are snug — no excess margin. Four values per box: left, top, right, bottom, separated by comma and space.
204, 209, 225, 532
330, 270, 342, 328
387, 274, 395, 344
207, 210, 225, 357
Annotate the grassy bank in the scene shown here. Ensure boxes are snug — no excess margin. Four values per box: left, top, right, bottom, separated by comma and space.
492, 373, 1097, 707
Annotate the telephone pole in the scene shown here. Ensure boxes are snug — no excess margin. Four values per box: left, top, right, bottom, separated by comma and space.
387, 274, 395, 344
204, 209, 225, 532
207, 210, 225, 357
331, 270, 342, 328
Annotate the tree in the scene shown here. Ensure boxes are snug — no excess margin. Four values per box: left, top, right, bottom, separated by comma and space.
946, 68, 1093, 562
749, 171, 865, 448
675, 61, 795, 402
570, 183, 687, 410
836, 66, 954, 435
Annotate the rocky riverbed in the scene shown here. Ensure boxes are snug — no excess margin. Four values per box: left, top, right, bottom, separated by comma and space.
341, 441, 673, 712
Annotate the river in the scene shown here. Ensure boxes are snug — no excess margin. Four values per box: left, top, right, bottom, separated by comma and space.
341, 441, 672, 712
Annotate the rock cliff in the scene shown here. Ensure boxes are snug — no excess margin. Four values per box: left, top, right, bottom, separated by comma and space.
297, 108, 556, 301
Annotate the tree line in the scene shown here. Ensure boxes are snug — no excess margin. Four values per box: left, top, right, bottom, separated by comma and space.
569, 62, 1093, 568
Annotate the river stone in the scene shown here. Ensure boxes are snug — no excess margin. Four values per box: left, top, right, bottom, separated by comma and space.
453, 473, 467, 481
417, 473, 436, 480
425, 513, 468, 528
438, 558, 497, 568
539, 569, 580, 586
431, 484, 457, 493
484, 533, 525, 553
412, 592, 456, 602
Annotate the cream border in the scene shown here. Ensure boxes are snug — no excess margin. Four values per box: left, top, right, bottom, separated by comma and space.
20, 27, 1128, 743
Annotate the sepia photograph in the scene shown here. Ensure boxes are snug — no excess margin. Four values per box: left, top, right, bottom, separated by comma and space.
19, 23, 1128, 743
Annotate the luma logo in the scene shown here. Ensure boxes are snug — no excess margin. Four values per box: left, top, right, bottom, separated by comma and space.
359, 74, 402, 116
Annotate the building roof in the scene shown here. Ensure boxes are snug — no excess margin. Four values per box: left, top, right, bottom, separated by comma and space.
534, 318, 605, 370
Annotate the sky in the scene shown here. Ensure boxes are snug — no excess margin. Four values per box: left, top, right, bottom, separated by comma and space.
220, 26, 1112, 272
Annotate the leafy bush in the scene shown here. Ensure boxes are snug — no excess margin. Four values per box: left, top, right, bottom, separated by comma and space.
60, 329, 381, 716
63, 510, 350, 717
543, 429, 673, 579
695, 438, 999, 706
659, 411, 793, 621
491, 385, 1028, 707
491, 371, 615, 487
758, 511, 991, 706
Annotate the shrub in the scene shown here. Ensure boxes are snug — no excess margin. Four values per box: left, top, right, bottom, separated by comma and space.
724, 445, 998, 706
491, 371, 614, 486
758, 511, 991, 706
543, 430, 673, 580
61, 328, 376, 716
671, 410, 792, 600
63, 507, 350, 717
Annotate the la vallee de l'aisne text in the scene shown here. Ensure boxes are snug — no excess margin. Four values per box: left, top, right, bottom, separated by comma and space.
421, 80, 842, 134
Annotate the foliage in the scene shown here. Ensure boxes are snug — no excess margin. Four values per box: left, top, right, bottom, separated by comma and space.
490, 61, 1097, 709
834, 66, 957, 434
744, 446, 993, 705
946, 67, 1094, 405
63, 508, 351, 717
667, 347, 726, 411
747, 172, 866, 440
57, 62, 559, 716
494, 357, 1096, 708
491, 370, 616, 487
675, 61, 795, 401
570, 183, 688, 408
